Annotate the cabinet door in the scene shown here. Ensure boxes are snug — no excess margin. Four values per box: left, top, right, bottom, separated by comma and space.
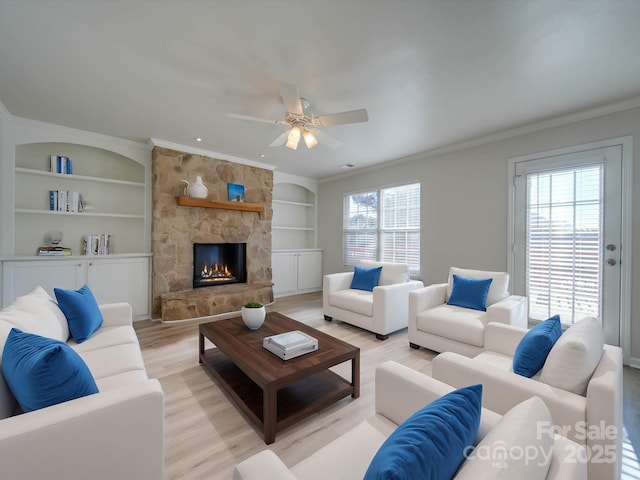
271, 252, 298, 295
297, 251, 323, 291
87, 257, 150, 320
2, 260, 84, 307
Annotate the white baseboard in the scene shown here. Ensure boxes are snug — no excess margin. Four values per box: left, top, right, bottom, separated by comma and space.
629, 357, 640, 369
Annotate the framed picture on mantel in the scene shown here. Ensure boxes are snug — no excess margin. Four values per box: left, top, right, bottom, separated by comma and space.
227, 183, 245, 202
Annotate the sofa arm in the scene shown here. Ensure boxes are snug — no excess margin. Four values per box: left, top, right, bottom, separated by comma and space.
408, 283, 447, 317
485, 295, 527, 329
99, 302, 133, 328
483, 322, 528, 356
233, 450, 298, 480
375, 361, 500, 442
372, 280, 424, 334
585, 344, 623, 480
432, 352, 586, 443
0, 379, 164, 480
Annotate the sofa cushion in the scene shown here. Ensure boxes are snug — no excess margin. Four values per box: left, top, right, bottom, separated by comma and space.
513, 315, 562, 377
350, 266, 383, 292
417, 304, 485, 347
540, 316, 604, 395
77, 343, 147, 381
0, 320, 17, 419
360, 261, 409, 286
455, 396, 554, 479
2, 328, 98, 412
447, 275, 493, 311
0, 286, 69, 342
447, 267, 509, 307
330, 289, 374, 317
69, 325, 140, 353
55, 285, 103, 343
364, 384, 482, 480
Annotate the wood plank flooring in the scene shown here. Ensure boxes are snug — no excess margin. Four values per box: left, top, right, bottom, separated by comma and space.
134, 291, 640, 480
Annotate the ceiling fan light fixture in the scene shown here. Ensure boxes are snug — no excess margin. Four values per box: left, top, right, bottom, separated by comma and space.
303, 129, 318, 149
286, 125, 302, 150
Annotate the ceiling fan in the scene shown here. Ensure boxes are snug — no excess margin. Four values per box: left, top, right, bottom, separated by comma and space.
227, 83, 369, 150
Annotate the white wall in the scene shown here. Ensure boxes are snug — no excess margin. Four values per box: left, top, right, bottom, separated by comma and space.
318, 106, 640, 362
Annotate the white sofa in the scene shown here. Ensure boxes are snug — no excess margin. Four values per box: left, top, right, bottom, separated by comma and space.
432, 321, 622, 480
408, 267, 527, 356
0, 286, 164, 480
323, 261, 424, 340
234, 361, 586, 480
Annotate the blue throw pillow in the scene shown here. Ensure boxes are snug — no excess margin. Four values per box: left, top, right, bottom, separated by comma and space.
1, 328, 98, 412
350, 265, 383, 292
54, 284, 103, 343
364, 384, 482, 480
513, 314, 563, 377
447, 275, 493, 311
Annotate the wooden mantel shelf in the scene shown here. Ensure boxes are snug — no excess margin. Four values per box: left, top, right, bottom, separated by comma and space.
177, 196, 264, 215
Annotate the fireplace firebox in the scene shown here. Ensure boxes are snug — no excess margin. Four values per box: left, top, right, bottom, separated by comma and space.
193, 243, 247, 288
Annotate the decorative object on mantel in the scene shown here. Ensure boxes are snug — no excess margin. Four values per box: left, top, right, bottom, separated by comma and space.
241, 301, 266, 330
227, 183, 245, 202
181, 175, 208, 198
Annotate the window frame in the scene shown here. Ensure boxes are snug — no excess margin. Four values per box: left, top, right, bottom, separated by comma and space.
343, 183, 420, 276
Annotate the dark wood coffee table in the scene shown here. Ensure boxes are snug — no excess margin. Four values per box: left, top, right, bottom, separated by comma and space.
199, 311, 360, 444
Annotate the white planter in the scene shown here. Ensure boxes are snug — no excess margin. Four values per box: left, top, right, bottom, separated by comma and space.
241, 306, 266, 330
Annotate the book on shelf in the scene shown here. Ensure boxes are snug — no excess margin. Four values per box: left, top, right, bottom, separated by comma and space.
49, 190, 81, 212
263, 330, 318, 360
50, 155, 72, 175
37, 246, 72, 256
84, 233, 111, 255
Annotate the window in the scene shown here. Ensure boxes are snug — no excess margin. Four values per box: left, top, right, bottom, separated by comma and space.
343, 183, 420, 274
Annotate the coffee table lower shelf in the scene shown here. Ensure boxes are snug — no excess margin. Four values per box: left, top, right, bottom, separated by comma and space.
200, 349, 355, 443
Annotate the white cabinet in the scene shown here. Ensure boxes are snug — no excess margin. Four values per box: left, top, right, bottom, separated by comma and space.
272, 250, 322, 297
272, 174, 318, 250
1, 255, 151, 320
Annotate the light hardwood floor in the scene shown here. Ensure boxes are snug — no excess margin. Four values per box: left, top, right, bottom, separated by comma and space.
134, 292, 640, 480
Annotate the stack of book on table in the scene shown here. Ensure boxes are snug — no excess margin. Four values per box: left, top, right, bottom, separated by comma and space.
263, 330, 318, 360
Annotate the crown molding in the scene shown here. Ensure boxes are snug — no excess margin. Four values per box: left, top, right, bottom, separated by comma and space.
319, 95, 640, 183
148, 138, 277, 171
0, 100, 10, 121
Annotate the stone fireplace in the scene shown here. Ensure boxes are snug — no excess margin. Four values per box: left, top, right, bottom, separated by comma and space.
151, 146, 273, 321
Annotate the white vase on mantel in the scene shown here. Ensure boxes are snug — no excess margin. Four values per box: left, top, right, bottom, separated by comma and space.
241, 306, 266, 330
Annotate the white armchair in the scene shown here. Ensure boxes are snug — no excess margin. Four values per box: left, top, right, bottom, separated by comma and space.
432, 320, 623, 480
323, 261, 423, 340
408, 267, 527, 356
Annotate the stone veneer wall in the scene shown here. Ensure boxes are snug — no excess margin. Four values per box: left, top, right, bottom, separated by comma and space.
151, 147, 273, 321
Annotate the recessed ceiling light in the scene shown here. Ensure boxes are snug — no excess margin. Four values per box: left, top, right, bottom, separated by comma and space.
259, 153, 266, 158
194, 137, 203, 142
340, 163, 355, 168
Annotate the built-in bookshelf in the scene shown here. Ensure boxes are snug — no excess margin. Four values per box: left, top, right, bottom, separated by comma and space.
13, 142, 147, 256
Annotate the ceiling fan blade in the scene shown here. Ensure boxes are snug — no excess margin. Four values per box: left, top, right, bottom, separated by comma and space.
316, 109, 369, 127
227, 113, 286, 125
279, 83, 303, 115
313, 129, 343, 149
269, 132, 288, 147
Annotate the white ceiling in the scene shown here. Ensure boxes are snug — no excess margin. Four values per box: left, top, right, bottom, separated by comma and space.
1, 1, 640, 180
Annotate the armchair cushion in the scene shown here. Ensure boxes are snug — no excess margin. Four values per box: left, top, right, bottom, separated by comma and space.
360, 260, 409, 285
54, 285, 103, 343
513, 315, 562, 377
350, 266, 383, 292
417, 304, 485, 347
447, 275, 492, 311
447, 267, 509, 307
456, 396, 554, 480
329, 289, 374, 316
2, 328, 98, 412
364, 384, 482, 480
540, 316, 604, 395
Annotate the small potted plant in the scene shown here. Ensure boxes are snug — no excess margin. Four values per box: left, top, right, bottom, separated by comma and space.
241, 300, 266, 330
